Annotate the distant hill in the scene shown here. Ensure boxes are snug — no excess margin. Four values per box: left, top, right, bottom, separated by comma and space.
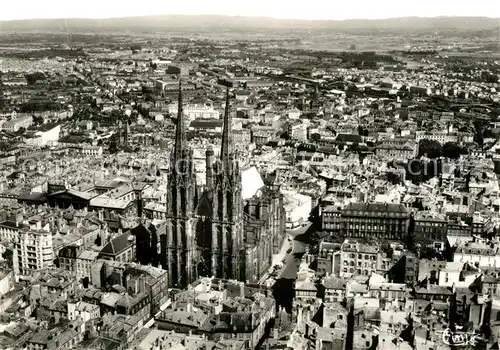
1, 15, 499, 34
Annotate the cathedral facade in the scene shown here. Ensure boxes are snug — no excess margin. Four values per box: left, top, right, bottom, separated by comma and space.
160, 80, 285, 288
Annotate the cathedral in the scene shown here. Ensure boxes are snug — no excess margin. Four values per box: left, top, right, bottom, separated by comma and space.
160, 80, 286, 288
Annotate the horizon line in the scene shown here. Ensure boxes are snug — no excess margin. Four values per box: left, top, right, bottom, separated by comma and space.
2, 14, 500, 22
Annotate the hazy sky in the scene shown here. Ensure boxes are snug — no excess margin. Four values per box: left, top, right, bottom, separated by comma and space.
1, 0, 499, 20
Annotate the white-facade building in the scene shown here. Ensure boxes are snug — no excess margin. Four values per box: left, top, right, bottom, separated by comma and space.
2, 114, 33, 132
453, 241, 500, 268
80, 145, 103, 156
0, 221, 23, 242
168, 103, 220, 120
415, 131, 458, 145
283, 191, 312, 229
13, 224, 53, 280
68, 301, 100, 322
25, 124, 61, 147
76, 250, 99, 282
0, 270, 13, 297
288, 108, 301, 120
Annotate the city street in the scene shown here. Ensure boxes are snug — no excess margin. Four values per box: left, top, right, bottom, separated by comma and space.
277, 223, 310, 279
258, 223, 312, 284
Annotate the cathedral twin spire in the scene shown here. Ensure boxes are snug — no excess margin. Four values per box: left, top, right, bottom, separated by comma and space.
173, 79, 236, 171
173, 79, 187, 160
169, 78, 243, 283
221, 86, 234, 173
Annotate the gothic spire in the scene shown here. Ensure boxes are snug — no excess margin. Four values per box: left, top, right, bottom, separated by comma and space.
174, 79, 186, 159
221, 86, 233, 169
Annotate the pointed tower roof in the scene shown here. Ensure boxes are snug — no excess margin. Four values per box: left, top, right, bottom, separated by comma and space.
221, 86, 233, 170
173, 79, 186, 159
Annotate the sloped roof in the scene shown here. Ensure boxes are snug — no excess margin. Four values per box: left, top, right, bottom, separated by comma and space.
116, 293, 146, 308
46, 189, 95, 201
336, 134, 363, 143
345, 202, 409, 217
131, 224, 152, 238
322, 276, 348, 290
100, 233, 134, 257
190, 119, 223, 129
90, 196, 130, 210
295, 278, 317, 291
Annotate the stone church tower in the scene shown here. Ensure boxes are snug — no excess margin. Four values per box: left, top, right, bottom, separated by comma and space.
206, 86, 245, 281
161, 80, 284, 287
162, 80, 198, 288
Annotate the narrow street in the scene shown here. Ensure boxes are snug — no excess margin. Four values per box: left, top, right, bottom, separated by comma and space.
258, 223, 312, 284
272, 234, 291, 267
271, 222, 315, 311
263, 223, 310, 282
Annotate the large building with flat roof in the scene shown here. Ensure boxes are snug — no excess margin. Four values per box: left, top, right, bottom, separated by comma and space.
322, 202, 410, 241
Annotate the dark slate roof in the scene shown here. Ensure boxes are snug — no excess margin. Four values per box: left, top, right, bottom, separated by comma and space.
6, 171, 22, 179
18, 192, 46, 202
415, 285, 453, 295
344, 202, 409, 217
130, 223, 152, 238
336, 134, 363, 143
59, 135, 88, 144
100, 233, 134, 257
189, 119, 223, 129
0, 220, 20, 229
235, 90, 251, 96
46, 189, 94, 201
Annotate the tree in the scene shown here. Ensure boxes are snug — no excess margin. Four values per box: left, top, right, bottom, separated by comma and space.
25, 72, 45, 85
110, 109, 123, 122
130, 44, 142, 53
33, 115, 44, 125
442, 142, 464, 159
418, 139, 442, 158
310, 133, 321, 142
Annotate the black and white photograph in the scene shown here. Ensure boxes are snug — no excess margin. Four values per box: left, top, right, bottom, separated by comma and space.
0, 0, 498, 349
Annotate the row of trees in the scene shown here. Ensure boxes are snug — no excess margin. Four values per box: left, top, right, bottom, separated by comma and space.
25, 72, 46, 85
417, 139, 467, 159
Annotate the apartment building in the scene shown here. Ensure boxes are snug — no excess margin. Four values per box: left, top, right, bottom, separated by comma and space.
409, 86, 432, 96
415, 131, 458, 145
0, 220, 27, 242
168, 103, 220, 120
454, 241, 500, 268
317, 241, 341, 276
13, 226, 53, 280
342, 203, 410, 241
321, 205, 343, 233
2, 114, 33, 132
413, 212, 448, 243
339, 240, 380, 278
76, 250, 100, 282
376, 142, 418, 161
322, 203, 411, 241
